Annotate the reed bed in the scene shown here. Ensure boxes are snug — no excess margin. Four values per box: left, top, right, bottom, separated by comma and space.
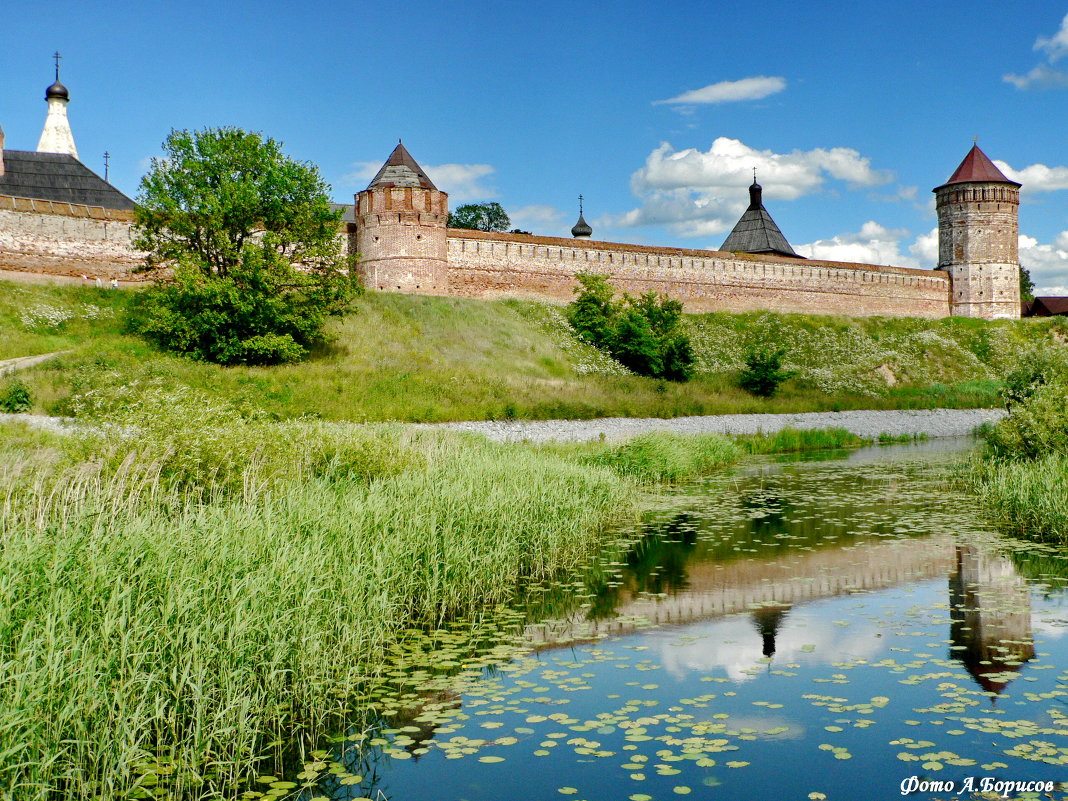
734, 426, 867, 454
967, 455, 1068, 544
578, 432, 742, 483
0, 402, 639, 800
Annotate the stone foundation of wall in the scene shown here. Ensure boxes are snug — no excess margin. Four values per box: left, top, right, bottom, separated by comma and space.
444, 230, 951, 318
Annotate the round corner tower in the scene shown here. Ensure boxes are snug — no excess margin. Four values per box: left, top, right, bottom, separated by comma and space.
934, 144, 1021, 319
355, 142, 448, 294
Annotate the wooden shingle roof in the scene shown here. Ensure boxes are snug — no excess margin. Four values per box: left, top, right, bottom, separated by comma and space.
367, 142, 438, 190
720, 181, 801, 258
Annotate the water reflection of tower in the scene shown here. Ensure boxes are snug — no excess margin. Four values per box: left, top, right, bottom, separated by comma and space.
751, 605, 791, 658
948, 544, 1034, 699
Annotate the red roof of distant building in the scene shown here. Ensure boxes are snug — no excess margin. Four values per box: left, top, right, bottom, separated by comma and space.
938, 144, 1021, 189
1030, 297, 1068, 316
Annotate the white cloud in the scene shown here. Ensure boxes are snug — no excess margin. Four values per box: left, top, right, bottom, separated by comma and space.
994, 159, 1068, 192
342, 161, 497, 202
1019, 232, 1068, 294
910, 227, 939, 266
1035, 13, 1068, 61
509, 204, 567, 234
1005, 15, 1068, 90
796, 221, 918, 267
1002, 64, 1068, 90
612, 137, 894, 239
344, 161, 381, 185
423, 163, 496, 202
654, 76, 787, 106
796, 225, 1068, 290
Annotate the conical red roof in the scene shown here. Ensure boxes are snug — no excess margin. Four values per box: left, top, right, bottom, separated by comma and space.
938, 144, 1020, 189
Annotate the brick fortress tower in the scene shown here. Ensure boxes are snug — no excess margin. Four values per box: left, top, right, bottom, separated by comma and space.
355, 142, 448, 293
934, 144, 1021, 319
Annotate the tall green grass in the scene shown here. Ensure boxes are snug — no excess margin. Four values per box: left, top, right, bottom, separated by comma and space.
0, 404, 640, 799
967, 455, 1068, 544
734, 427, 866, 454
581, 432, 741, 483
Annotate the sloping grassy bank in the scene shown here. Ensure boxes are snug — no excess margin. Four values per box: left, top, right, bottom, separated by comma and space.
2, 279, 1063, 422
4, 388, 790, 800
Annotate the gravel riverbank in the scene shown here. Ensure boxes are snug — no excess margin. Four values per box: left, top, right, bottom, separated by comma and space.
417, 408, 1008, 443
4, 407, 1007, 443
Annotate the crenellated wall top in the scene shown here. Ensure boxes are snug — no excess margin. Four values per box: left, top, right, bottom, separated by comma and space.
447, 228, 949, 282
0, 193, 136, 222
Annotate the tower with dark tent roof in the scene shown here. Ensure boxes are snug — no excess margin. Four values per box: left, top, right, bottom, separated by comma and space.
355, 141, 449, 293
934, 143, 1021, 319
719, 176, 801, 258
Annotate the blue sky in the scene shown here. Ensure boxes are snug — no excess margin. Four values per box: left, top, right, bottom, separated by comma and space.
6, 0, 1068, 292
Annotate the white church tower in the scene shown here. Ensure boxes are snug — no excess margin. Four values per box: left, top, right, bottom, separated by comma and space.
37, 52, 78, 159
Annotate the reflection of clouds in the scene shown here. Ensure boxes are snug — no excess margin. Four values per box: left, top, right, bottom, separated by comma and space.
654, 614, 883, 682
704, 714, 805, 740
1032, 617, 1068, 640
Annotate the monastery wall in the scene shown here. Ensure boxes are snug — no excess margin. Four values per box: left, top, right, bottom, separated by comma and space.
0, 195, 142, 278
445, 229, 952, 318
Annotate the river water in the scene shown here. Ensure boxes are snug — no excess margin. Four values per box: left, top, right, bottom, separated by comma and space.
289, 439, 1068, 801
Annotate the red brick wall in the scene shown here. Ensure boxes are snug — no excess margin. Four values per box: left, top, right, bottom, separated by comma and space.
444, 230, 951, 318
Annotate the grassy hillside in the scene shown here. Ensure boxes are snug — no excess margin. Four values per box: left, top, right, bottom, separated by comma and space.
1, 279, 1064, 422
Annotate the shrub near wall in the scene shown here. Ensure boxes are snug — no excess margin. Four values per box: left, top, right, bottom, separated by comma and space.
968, 347, 1068, 544
567, 273, 695, 381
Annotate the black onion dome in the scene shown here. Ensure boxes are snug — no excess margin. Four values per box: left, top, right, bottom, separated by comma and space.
571, 213, 592, 238
748, 180, 762, 210
45, 80, 69, 101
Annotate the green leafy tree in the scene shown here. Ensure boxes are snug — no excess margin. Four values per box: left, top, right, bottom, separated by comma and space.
1020, 266, 1036, 303
613, 306, 662, 376
568, 272, 617, 348
566, 273, 695, 381
131, 127, 357, 365
447, 202, 511, 232
738, 346, 793, 398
